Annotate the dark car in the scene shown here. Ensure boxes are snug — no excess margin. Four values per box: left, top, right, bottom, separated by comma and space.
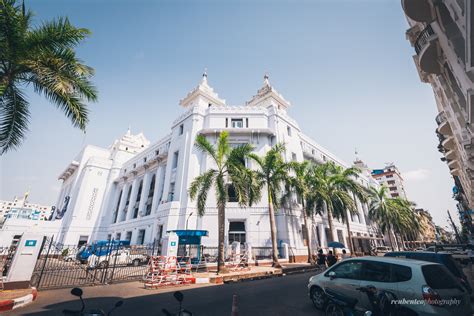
384, 251, 472, 294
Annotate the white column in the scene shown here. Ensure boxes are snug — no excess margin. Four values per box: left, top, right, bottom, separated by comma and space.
126, 178, 138, 221
117, 182, 129, 222
319, 223, 326, 247
138, 171, 151, 217
152, 164, 165, 211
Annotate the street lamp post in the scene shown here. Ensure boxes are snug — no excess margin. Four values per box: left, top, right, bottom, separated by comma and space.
185, 212, 194, 230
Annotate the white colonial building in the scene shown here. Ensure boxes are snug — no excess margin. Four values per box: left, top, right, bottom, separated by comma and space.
51, 74, 382, 260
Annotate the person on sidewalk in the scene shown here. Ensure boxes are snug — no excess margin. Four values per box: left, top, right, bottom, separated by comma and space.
316, 249, 327, 270
341, 249, 350, 260
327, 250, 337, 267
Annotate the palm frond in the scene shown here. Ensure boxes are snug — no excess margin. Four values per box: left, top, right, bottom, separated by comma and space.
0, 84, 29, 154
194, 134, 217, 163
189, 169, 216, 216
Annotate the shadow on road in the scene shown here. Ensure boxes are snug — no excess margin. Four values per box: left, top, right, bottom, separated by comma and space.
18, 272, 320, 316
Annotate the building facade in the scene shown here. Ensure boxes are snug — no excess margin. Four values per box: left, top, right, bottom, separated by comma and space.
0, 196, 53, 223
371, 164, 408, 199
51, 74, 382, 259
401, 0, 474, 238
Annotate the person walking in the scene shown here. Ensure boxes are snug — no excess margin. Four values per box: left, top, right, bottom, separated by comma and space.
341, 249, 350, 260
327, 250, 337, 267
316, 249, 327, 270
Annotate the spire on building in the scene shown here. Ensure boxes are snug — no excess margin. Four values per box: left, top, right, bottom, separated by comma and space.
179, 70, 226, 108
246, 73, 291, 110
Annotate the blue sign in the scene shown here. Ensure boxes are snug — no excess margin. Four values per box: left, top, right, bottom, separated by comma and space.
171, 241, 176, 246
25, 240, 37, 247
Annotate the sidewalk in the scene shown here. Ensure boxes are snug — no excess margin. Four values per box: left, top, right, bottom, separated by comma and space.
0, 287, 37, 312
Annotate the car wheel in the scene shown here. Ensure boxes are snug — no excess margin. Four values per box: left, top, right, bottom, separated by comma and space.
65, 258, 71, 262
98, 261, 108, 269
325, 303, 344, 316
310, 286, 326, 310
132, 259, 140, 267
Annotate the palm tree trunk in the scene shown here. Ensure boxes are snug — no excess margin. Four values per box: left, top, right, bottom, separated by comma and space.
324, 202, 337, 243
217, 202, 228, 274
345, 211, 354, 255
400, 234, 406, 250
268, 191, 281, 268
387, 227, 395, 251
302, 203, 313, 264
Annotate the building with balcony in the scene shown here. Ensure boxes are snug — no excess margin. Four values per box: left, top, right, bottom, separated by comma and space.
402, 0, 474, 237
47, 74, 382, 260
371, 164, 408, 199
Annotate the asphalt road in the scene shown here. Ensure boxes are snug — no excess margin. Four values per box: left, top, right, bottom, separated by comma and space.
9, 271, 322, 316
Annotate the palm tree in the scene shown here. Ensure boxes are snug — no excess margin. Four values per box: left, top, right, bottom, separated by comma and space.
189, 131, 260, 273
249, 143, 289, 268
390, 198, 420, 250
1, 0, 97, 154
367, 186, 416, 251
323, 163, 367, 255
286, 161, 316, 263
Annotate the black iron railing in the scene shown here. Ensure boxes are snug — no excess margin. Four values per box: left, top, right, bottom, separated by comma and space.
415, 24, 436, 54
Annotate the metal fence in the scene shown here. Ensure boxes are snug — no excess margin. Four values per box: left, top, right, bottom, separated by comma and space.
30, 237, 158, 290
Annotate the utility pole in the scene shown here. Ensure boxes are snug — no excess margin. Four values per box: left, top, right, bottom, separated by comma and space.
447, 210, 461, 244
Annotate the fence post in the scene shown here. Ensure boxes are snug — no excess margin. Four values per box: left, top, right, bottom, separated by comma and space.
36, 235, 54, 288
109, 245, 120, 283
151, 238, 156, 257
102, 240, 114, 284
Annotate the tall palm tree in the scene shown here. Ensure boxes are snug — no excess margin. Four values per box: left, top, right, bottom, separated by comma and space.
323, 163, 367, 254
367, 187, 418, 251
390, 198, 420, 250
189, 131, 260, 273
286, 161, 320, 263
249, 143, 289, 268
1, 0, 97, 154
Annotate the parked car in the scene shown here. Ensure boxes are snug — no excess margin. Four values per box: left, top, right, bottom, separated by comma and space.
373, 246, 391, 256
76, 240, 131, 264
384, 251, 472, 294
425, 246, 470, 264
88, 248, 149, 269
307, 256, 472, 316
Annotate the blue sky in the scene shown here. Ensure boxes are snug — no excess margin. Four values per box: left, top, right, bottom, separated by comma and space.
0, 0, 457, 228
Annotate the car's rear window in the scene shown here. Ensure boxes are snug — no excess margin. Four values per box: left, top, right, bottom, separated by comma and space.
391, 264, 412, 282
422, 265, 460, 289
442, 256, 462, 278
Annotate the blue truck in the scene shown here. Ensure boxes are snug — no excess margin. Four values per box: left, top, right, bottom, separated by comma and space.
75, 240, 130, 263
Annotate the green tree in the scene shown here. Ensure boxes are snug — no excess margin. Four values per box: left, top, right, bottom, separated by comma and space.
189, 131, 260, 273
320, 162, 367, 254
249, 143, 289, 268
285, 161, 316, 263
0, 0, 97, 154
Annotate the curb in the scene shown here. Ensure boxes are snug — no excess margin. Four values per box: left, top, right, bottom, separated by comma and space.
0, 288, 38, 312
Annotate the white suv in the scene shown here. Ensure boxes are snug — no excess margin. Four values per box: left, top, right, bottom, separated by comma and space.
307, 256, 472, 316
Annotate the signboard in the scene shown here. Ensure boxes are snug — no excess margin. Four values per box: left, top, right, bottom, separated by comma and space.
25, 240, 37, 247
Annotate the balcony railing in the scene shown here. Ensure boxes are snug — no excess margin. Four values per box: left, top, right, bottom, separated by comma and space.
415, 24, 435, 55
435, 111, 447, 125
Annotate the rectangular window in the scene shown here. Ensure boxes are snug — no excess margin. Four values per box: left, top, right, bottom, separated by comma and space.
172, 151, 179, 169
228, 221, 246, 244
287, 126, 292, 136
225, 118, 228, 127
387, 180, 395, 185
227, 184, 238, 202
116, 232, 121, 240
389, 186, 397, 191
291, 152, 297, 161
137, 229, 146, 245
386, 174, 393, 178
246, 118, 249, 127
179, 124, 184, 135
168, 182, 175, 201
125, 231, 132, 242
337, 230, 344, 243
231, 118, 243, 128
78, 235, 88, 247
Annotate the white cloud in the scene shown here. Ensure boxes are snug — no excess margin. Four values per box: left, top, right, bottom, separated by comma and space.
403, 169, 431, 181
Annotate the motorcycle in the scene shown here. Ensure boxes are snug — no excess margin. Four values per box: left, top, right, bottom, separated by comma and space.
325, 285, 397, 316
62, 287, 124, 316
162, 291, 193, 316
